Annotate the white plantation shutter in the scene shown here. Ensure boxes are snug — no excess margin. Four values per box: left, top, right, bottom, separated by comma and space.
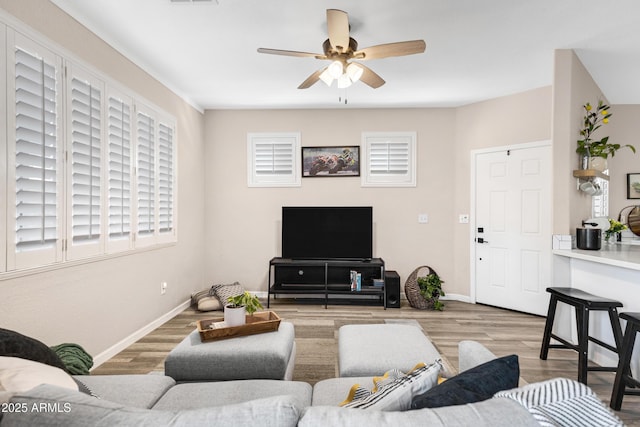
158, 121, 174, 234
3, 28, 178, 274
9, 40, 63, 268
247, 133, 300, 187
69, 74, 102, 248
107, 93, 132, 249
370, 141, 410, 175
362, 132, 416, 187
136, 110, 156, 238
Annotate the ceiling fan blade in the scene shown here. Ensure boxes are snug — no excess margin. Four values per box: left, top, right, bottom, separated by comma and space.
327, 9, 350, 53
357, 64, 385, 89
354, 40, 426, 60
298, 67, 326, 89
257, 48, 325, 59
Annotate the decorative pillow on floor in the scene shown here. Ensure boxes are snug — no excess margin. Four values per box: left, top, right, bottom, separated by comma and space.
495, 377, 623, 427
0, 356, 78, 393
191, 289, 223, 312
0, 328, 67, 371
210, 282, 244, 305
410, 354, 519, 409
340, 360, 442, 411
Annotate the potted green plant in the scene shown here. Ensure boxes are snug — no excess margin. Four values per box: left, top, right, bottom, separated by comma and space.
576, 101, 635, 171
224, 291, 263, 326
416, 273, 445, 311
604, 219, 627, 242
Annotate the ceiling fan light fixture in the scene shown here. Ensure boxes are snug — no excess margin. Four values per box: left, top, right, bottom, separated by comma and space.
327, 61, 343, 79
319, 69, 334, 86
337, 73, 352, 89
346, 63, 363, 83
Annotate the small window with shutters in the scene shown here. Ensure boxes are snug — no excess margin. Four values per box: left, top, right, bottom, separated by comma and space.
361, 132, 417, 187
247, 133, 300, 187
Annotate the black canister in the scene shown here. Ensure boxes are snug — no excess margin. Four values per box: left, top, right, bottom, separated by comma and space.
576, 228, 601, 250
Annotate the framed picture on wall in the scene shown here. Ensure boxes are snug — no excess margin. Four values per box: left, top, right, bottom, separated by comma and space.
302, 146, 360, 177
627, 173, 640, 199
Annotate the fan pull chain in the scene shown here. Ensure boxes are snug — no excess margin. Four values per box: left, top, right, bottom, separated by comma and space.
339, 88, 348, 104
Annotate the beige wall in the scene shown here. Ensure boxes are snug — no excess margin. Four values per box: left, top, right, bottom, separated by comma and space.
204, 88, 553, 299
606, 105, 640, 218
0, 1, 207, 360
204, 109, 459, 295
452, 87, 553, 296
551, 49, 640, 232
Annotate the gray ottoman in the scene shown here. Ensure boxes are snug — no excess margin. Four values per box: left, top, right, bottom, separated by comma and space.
338, 324, 440, 377
165, 321, 296, 382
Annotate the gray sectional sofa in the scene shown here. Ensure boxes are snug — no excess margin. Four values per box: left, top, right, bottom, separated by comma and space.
0, 339, 622, 426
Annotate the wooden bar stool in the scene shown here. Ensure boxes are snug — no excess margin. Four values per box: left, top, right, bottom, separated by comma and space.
610, 312, 640, 410
540, 287, 624, 385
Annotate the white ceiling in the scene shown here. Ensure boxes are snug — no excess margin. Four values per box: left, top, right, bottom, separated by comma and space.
51, 0, 640, 111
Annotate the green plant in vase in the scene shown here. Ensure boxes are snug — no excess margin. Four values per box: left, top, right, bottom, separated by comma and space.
576, 101, 635, 170
227, 291, 263, 316
416, 273, 445, 311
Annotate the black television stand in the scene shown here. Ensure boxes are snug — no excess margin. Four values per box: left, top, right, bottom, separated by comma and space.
267, 257, 386, 308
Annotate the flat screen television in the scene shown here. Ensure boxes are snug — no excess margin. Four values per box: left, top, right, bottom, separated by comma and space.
282, 206, 373, 260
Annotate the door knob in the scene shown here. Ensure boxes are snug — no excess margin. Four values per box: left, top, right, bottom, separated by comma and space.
476, 237, 489, 244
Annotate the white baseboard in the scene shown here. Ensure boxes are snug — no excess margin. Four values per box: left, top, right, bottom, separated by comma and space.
440, 293, 472, 303
91, 299, 191, 369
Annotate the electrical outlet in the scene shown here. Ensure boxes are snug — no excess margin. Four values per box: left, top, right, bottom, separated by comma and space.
160, 282, 168, 295
418, 213, 428, 224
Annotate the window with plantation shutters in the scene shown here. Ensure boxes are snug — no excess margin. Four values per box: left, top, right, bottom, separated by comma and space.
361, 132, 417, 187
107, 93, 132, 249
247, 133, 300, 187
69, 73, 102, 249
2, 25, 178, 275
136, 110, 156, 238
158, 121, 175, 234
8, 38, 63, 269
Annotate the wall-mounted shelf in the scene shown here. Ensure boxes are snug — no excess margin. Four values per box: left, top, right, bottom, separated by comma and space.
573, 169, 609, 181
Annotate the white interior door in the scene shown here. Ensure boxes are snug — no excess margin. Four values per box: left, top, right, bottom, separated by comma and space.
474, 143, 551, 316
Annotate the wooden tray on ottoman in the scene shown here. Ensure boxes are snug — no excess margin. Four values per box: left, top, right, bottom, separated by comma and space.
197, 311, 281, 342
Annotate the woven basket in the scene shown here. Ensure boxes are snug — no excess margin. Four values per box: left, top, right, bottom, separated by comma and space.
404, 265, 439, 309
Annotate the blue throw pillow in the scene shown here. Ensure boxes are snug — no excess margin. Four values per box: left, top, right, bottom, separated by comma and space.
410, 354, 519, 409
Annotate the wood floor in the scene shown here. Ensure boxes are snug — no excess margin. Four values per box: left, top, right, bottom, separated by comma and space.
92, 299, 639, 425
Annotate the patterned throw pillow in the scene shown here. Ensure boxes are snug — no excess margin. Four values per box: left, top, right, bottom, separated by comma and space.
340, 360, 442, 411
210, 282, 244, 306
495, 377, 623, 427
191, 289, 223, 312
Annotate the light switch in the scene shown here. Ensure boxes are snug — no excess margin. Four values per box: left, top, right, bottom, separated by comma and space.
459, 214, 470, 224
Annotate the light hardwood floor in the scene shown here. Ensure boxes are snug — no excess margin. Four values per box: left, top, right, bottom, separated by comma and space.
92, 299, 639, 425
